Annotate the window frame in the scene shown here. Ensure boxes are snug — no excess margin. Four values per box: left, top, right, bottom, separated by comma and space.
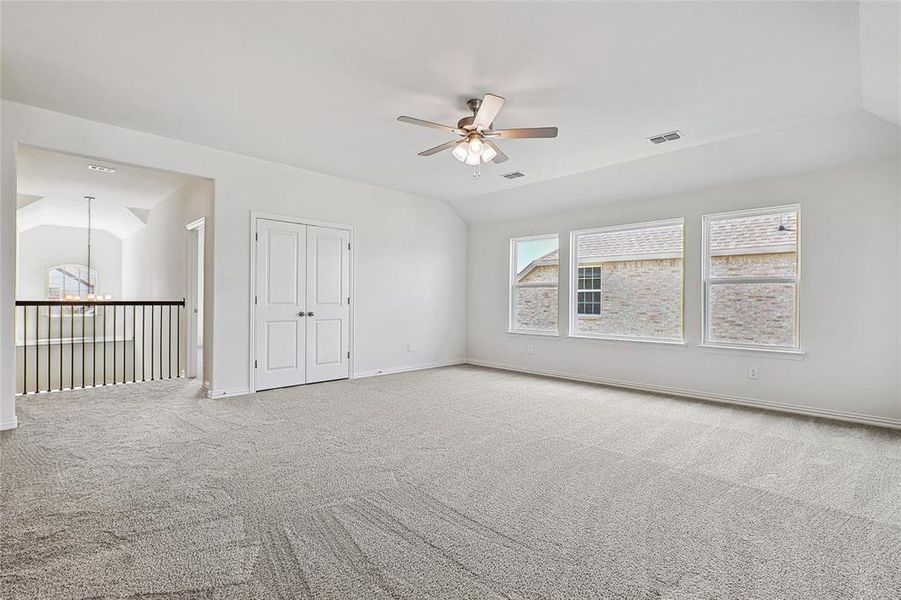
45, 263, 99, 317
701, 204, 801, 353
575, 266, 602, 317
509, 233, 560, 336
568, 218, 685, 344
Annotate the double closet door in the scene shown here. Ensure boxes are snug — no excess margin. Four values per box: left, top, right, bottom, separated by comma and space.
254, 219, 350, 391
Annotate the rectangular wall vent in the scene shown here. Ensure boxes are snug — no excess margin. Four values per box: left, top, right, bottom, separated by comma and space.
502, 171, 526, 179
648, 131, 682, 145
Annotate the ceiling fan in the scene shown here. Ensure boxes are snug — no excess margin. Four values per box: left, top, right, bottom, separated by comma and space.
397, 93, 558, 174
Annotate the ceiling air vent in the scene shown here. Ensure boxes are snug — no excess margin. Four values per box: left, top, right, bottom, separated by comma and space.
648, 131, 682, 145
502, 171, 526, 180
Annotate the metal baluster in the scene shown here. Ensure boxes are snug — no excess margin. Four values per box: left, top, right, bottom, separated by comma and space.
22, 305, 27, 395
176, 303, 181, 378
113, 304, 117, 384
82, 307, 86, 389
132, 305, 136, 384
151, 305, 155, 380
70, 305, 74, 390
168, 305, 172, 379
47, 306, 51, 393
142, 305, 146, 382
93, 305, 97, 387
103, 305, 107, 385
59, 306, 63, 392
35, 306, 39, 394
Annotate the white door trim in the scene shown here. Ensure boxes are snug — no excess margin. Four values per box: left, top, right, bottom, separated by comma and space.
248, 211, 354, 393
185, 217, 205, 379
186, 217, 206, 231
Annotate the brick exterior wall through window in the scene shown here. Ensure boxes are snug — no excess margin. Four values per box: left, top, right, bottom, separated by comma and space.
707, 252, 797, 346
516, 252, 795, 341
575, 258, 683, 339
513, 265, 558, 331
512, 211, 797, 343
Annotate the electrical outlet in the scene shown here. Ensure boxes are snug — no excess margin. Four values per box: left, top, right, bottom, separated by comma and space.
406, 341, 413, 353
748, 366, 759, 380
527, 344, 535, 355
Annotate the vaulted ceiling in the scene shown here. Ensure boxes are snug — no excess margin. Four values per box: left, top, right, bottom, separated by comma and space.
16, 146, 197, 239
2, 1, 898, 222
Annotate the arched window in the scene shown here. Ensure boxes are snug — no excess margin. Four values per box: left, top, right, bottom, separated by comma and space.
47, 264, 98, 314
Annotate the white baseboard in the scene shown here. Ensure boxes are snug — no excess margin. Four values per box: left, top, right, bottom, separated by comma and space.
353, 359, 466, 379
0, 417, 19, 431
206, 386, 251, 399
205, 360, 464, 396
466, 359, 901, 430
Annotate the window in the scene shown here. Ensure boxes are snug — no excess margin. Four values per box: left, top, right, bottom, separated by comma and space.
570, 219, 684, 342
576, 267, 602, 315
47, 264, 98, 315
702, 205, 799, 350
510, 235, 559, 334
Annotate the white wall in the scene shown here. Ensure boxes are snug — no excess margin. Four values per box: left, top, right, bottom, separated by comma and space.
17, 225, 122, 300
0, 100, 467, 426
467, 161, 901, 424
123, 178, 211, 301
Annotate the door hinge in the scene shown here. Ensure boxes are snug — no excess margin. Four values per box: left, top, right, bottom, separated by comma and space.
254, 296, 258, 305
255, 232, 259, 242
347, 351, 350, 359
254, 360, 258, 369
347, 242, 351, 251
347, 296, 351, 305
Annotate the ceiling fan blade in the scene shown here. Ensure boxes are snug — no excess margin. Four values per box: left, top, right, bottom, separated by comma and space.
485, 140, 509, 163
397, 116, 457, 133
417, 139, 459, 157
474, 93, 505, 129
492, 127, 558, 139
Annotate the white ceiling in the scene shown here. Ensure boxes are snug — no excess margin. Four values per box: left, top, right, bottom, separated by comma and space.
456, 109, 899, 221
2, 1, 898, 221
16, 146, 196, 238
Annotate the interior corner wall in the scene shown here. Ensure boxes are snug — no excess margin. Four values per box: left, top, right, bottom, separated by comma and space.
466, 160, 901, 423
0, 101, 466, 417
122, 178, 212, 301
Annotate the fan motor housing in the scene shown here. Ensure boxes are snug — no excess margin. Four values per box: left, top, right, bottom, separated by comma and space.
457, 115, 476, 130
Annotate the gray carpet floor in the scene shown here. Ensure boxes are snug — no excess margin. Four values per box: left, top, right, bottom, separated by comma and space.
2, 365, 900, 599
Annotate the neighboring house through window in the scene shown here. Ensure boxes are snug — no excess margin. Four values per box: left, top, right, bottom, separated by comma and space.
702, 205, 800, 350
510, 235, 559, 334
570, 219, 684, 342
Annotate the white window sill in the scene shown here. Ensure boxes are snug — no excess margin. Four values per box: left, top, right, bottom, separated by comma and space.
697, 344, 807, 360
568, 334, 686, 347
507, 329, 560, 337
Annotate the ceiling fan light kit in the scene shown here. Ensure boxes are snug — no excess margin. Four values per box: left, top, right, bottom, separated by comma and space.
397, 93, 558, 176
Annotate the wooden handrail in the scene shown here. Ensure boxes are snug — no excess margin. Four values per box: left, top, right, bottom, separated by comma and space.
16, 299, 185, 306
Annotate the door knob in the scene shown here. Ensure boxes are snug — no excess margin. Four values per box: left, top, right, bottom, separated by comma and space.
306, 311, 314, 317
297, 311, 305, 317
